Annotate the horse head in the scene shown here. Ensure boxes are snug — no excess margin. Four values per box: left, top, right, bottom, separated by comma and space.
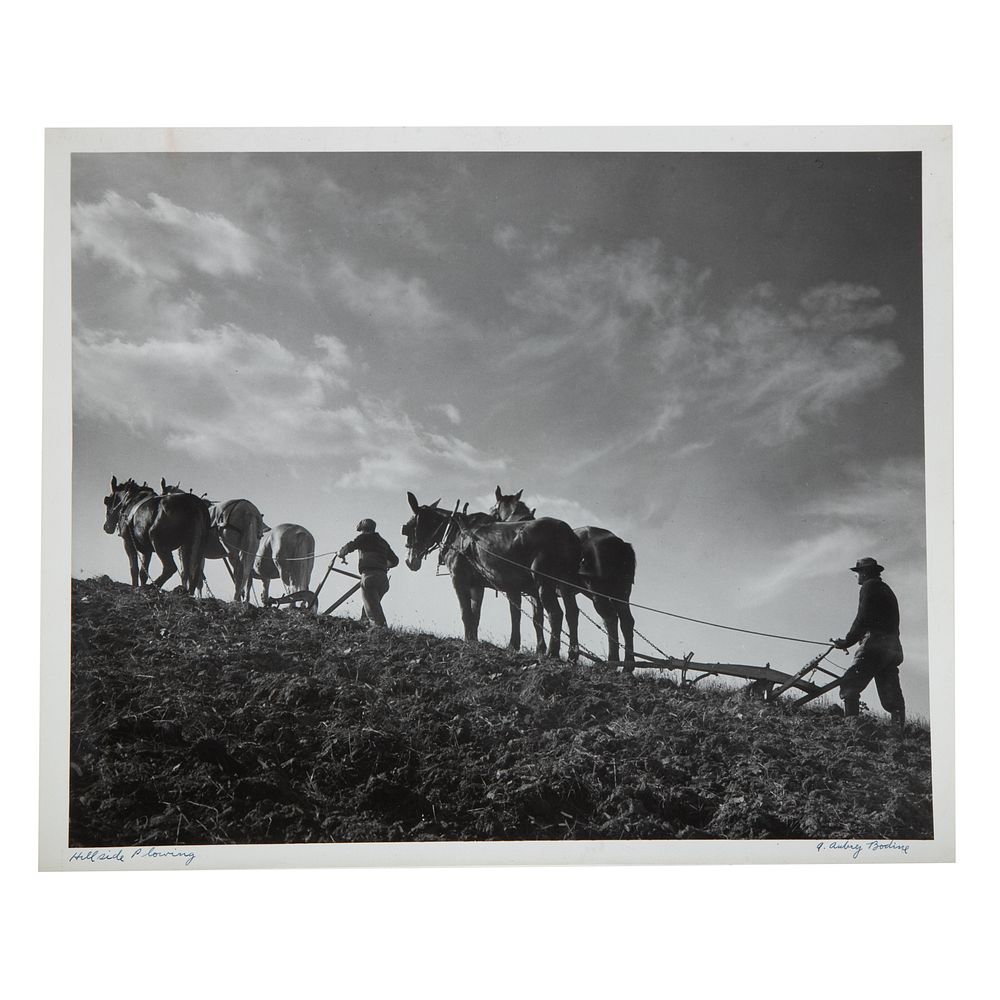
491, 486, 533, 522
103, 476, 147, 535
401, 491, 447, 570
159, 478, 193, 496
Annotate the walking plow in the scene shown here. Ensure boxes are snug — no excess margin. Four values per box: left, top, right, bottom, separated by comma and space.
627, 645, 844, 708
263, 559, 363, 615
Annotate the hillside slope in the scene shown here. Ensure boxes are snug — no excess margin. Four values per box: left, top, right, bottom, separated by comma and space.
68, 577, 934, 845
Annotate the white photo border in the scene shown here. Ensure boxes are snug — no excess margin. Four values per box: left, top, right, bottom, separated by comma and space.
39, 125, 954, 870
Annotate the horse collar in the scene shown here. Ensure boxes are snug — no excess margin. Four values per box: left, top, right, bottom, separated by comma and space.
117, 492, 156, 536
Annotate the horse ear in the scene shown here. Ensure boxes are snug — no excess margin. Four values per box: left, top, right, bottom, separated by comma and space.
515, 489, 523, 501
431, 498, 441, 509
495, 486, 502, 501
160, 478, 167, 492
407, 491, 420, 513
530, 508, 536, 518
111, 475, 117, 490
462, 502, 469, 514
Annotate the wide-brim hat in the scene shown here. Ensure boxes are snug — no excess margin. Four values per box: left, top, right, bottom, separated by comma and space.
850, 557, 884, 573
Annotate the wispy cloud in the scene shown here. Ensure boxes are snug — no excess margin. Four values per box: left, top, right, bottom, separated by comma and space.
429, 403, 462, 425
745, 525, 873, 604
472, 488, 611, 533
313, 176, 443, 255
72, 192, 259, 281
671, 440, 714, 460
505, 240, 903, 452
73, 323, 502, 485
742, 457, 926, 605
328, 257, 454, 338
492, 224, 521, 252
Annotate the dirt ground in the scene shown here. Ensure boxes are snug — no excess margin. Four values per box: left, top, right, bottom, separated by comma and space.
68, 577, 934, 845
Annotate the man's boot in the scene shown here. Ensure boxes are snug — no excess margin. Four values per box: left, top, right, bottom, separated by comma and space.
843, 694, 860, 718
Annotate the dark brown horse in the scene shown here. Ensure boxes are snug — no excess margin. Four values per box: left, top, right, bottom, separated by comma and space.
492, 486, 637, 668
402, 491, 582, 660
103, 476, 210, 594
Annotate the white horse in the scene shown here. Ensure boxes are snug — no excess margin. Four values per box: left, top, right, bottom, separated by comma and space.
160, 480, 264, 603
254, 524, 316, 607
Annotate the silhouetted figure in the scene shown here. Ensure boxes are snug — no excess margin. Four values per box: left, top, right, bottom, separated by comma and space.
832, 557, 905, 731
337, 519, 399, 627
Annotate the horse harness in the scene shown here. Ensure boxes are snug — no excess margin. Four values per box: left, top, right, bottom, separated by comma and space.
114, 490, 160, 538
211, 498, 253, 539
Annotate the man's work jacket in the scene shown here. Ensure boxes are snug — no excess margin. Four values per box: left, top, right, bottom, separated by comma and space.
844, 578, 900, 646
340, 532, 400, 575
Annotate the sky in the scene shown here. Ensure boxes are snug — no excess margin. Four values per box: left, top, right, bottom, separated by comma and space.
70, 150, 928, 717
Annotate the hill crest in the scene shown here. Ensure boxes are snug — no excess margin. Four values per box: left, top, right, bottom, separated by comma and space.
69, 576, 934, 844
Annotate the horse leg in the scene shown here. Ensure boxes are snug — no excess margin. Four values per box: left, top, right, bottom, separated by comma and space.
453, 577, 479, 641
261, 575, 271, 605
191, 557, 206, 598
618, 599, 635, 671
237, 554, 252, 603
230, 548, 244, 602
539, 582, 563, 659
138, 543, 157, 587
122, 536, 140, 588
592, 594, 620, 663
148, 526, 178, 589
560, 587, 580, 663
505, 589, 522, 651
469, 583, 485, 635
530, 594, 546, 655
178, 539, 206, 597
150, 548, 178, 588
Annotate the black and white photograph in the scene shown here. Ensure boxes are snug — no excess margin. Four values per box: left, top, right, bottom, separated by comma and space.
39, 127, 953, 868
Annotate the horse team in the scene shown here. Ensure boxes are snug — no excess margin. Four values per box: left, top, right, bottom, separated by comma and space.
103, 477, 637, 666
102, 477, 315, 607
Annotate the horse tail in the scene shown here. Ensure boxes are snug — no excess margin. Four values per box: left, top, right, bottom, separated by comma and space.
298, 530, 316, 591
620, 540, 636, 589
243, 506, 265, 600
579, 533, 636, 591
188, 501, 210, 595
580, 542, 601, 580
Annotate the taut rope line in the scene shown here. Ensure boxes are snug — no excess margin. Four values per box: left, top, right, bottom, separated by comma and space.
443, 519, 832, 648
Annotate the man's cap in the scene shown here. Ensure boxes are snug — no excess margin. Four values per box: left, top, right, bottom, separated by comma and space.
357, 518, 376, 532
850, 557, 884, 574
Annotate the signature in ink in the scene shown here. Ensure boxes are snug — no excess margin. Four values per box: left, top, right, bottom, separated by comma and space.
815, 839, 910, 859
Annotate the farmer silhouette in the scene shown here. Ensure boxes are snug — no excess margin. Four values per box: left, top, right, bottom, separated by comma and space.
832, 557, 905, 730
337, 519, 399, 627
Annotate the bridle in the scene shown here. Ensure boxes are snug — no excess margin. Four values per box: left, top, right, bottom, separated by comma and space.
405, 502, 463, 564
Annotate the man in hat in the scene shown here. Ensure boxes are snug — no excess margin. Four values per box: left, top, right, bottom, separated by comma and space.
337, 519, 399, 627
832, 557, 905, 730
